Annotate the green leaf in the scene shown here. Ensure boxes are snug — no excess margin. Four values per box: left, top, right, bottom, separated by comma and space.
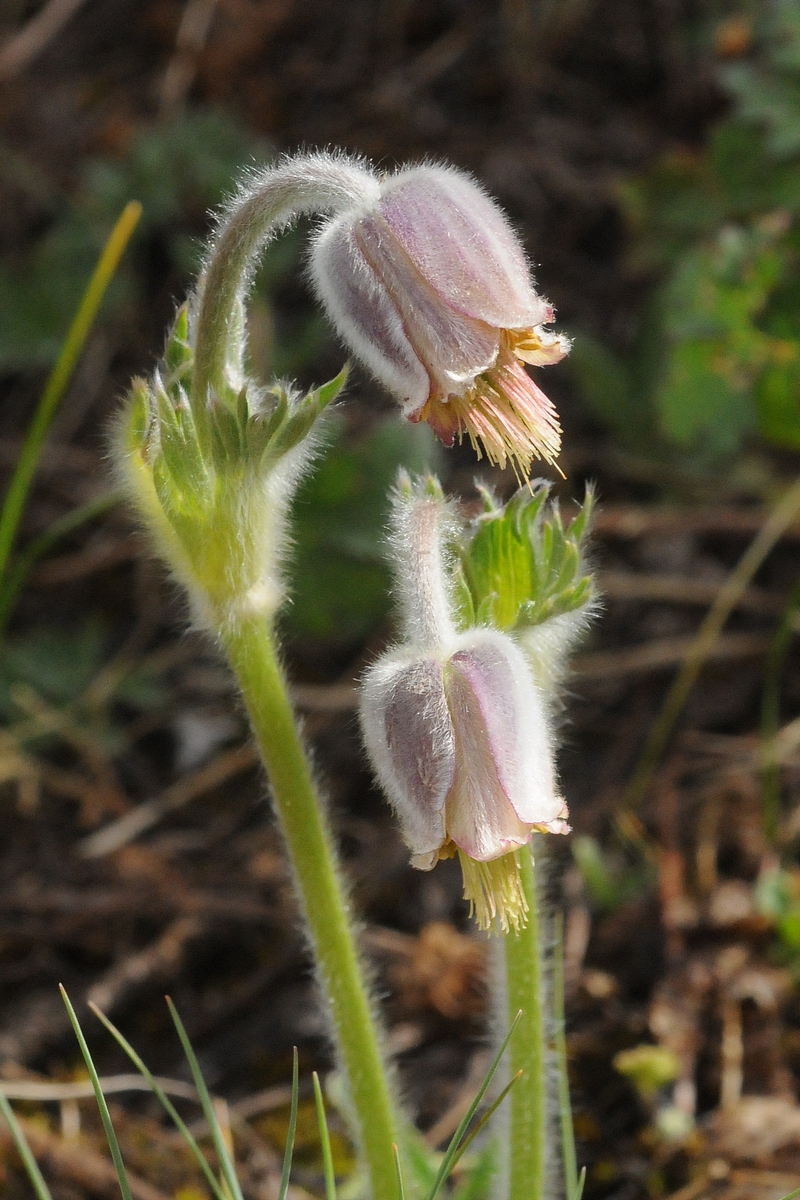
553, 914, 581, 1200
425, 1010, 522, 1200
312, 1073, 337, 1200
0, 1092, 55, 1200
88, 1003, 228, 1200
392, 1145, 406, 1200
756, 354, 800, 447
60, 986, 134, 1200
457, 483, 593, 634
166, 997, 245, 1200
278, 1050, 300, 1200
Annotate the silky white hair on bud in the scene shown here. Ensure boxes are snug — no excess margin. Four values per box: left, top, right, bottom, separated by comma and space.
385, 472, 463, 650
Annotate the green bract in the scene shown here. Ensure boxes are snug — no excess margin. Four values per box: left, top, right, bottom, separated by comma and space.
116, 303, 346, 628
452, 480, 595, 634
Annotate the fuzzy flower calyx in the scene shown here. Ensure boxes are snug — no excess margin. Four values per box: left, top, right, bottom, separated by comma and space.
359, 476, 568, 934
116, 304, 346, 628
310, 163, 569, 479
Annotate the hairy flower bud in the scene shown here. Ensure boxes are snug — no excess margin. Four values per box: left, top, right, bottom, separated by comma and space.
359, 476, 568, 933
310, 164, 569, 479
361, 628, 567, 933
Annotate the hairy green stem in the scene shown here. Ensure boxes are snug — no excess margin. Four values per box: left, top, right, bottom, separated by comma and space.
504, 846, 547, 1200
191, 158, 376, 407
219, 613, 400, 1200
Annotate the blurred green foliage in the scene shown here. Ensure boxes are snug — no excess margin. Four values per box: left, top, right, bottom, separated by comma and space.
286, 416, 440, 643
572, 834, 651, 912
572, 0, 800, 462
0, 109, 270, 370
755, 866, 800, 968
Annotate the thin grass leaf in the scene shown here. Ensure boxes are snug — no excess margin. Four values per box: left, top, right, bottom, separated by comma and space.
445, 1070, 522, 1174
392, 1144, 406, 1200
312, 1072, 336, 1200
425, 1010, 522, 1200
59, 985, 134, 1200
165, 997, 245, 1200
277, 1048, 300, 1200
778, 1190, 800, 1200
0, 203, 141, 599
575, 1165, 587, 1200
554, 913, 581, 1200
0, 490, 122, 634
0, 1092, 55, 1200
87, 1002, 227, 1200
450, 1142, 496, 1200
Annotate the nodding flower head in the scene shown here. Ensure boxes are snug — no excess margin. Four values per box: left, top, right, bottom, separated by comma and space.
309, 164, 569, 480
358, 477, 568, 934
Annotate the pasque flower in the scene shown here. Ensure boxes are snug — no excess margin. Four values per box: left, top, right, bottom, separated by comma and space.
182, 152, 566, 480
310, 163, 569, 479
359, 476, 568, 933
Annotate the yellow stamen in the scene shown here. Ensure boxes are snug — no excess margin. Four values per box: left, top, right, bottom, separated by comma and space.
457, 850, 530, 935
417, 334, 563, 484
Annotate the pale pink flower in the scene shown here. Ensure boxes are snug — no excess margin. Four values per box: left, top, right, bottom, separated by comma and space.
310, 165, 569, 479
361, 628, 569, 933
358, 477, 568, 933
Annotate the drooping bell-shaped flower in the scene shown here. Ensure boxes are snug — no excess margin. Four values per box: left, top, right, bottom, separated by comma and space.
310, 165, 569, 480
359, 476, 568, 933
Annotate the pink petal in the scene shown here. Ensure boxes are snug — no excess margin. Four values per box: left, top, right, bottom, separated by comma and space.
443, 658, 532, 861
354, 212, 500, 398
359, 655, 454, 857
378, 166, 550, 330
448, 630, 563, 829
310, 215, 430, 411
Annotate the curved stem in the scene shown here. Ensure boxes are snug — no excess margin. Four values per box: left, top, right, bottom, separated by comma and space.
219, 613, 400, 1200
191, 156, 378, 407
503, 846, 547, 1200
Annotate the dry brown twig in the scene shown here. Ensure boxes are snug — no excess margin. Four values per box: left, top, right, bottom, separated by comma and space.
159, 0, 220, 117
79, 741, 258, 858
0, 0, 89, 80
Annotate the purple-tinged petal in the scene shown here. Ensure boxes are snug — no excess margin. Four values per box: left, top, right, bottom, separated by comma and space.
448, 630, 563, 829
310, 215, 430, 411
378, 166, 550, 330
442, 658, 533, 861
359, 654, 454, 858
354, 212, 501, 399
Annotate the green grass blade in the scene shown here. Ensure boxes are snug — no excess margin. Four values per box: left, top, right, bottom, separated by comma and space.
0, 1092, 55, 1200
166, 996, 244, 1200
445, 1070, 522, 1174
277, 1048, 299, 1200
312, 1072, 337, 1200
88, 1002, 227, 1200
0, 490, 122, 634
426, 1010, 522, 1200
553, 913, 581, 1200
450, 1142, 497, 1200
0, 202, 141, 596
392, 1143, 406, 1200
59, 985, 134, 1200
575, 1165, 587, 1200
